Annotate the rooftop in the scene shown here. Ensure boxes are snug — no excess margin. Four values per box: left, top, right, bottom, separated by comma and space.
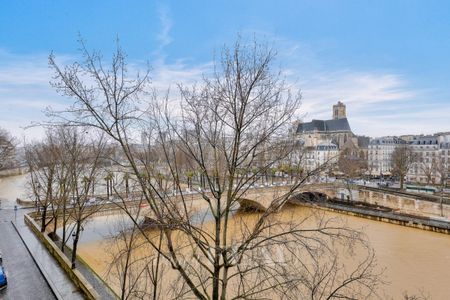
370, 136, 407, 145
411, 135, 439, 145
296, 118, 352, 134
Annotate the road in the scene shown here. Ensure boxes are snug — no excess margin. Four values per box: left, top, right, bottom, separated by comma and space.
0, 208, 56, 300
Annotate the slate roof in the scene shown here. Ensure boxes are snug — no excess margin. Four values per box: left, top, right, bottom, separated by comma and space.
316, 141, 338, 151
296, 118, 351, 133
369, 136, 406, 145
411, 135, 438, 145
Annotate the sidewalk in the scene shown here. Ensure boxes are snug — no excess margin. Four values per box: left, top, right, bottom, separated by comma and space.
15, 208, 117, 300
64, 247, 117, 300
12, 211, 84, 300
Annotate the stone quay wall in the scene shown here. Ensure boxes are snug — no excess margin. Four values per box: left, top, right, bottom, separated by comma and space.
24, 214, 100, 300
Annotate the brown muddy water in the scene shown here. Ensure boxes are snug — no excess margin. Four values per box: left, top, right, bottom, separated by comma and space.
1, 175, 450, 299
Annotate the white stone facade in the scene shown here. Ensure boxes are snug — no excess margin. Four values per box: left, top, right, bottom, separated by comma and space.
304, 141, 339, 171
407, 133, 450, 184
368, 136, 406, 176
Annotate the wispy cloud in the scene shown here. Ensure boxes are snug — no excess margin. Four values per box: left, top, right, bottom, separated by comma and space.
154, 3, 173, 62
0, 48, 209, 139
0, 33, 449, 141
268, 36, 449, 137
292, 70, 439, 137
0, 50, 70, 138
295, 71, 416, 119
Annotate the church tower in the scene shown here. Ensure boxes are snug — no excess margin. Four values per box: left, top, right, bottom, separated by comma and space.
332, 101, 346, 120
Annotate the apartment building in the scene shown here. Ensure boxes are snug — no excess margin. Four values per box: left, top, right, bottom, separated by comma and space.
368, 136, 406, 176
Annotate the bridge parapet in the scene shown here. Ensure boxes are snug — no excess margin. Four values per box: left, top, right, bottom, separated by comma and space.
237, 183, 339, 212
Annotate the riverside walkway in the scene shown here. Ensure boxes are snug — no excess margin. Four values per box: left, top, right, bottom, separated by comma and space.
0, 206, 82, 300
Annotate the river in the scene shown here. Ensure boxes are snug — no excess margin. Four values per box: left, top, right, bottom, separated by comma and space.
1, 174, 450, 299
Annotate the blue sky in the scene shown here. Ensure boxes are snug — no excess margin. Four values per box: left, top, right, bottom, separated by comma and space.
1, 0, 449, 139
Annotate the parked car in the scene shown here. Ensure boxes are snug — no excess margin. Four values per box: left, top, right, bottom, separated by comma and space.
0, 265, 7, 290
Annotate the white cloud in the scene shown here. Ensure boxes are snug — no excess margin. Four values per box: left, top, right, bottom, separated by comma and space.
295, 71, 416, 119
157, 4, 173, 49
151, 59, 211, 91
0, 34, 449, 142
0, 48, 210, 140
267, 35, 450, 138
294, 70, 450, 137
153, 3, 174, 64
0, 51, 70, 139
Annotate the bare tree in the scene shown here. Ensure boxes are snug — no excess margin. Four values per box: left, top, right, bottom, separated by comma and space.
338, 148, 367, 201
62, 129, 108, 269
391, 145, 417, 190
56, 126, 88, 250
107, 211, 166, 300
435, 156, 450, 216
0, 127, 15, 170
49, 37, 382, 299
25, 129, 60, 233
419, 155, 437, 185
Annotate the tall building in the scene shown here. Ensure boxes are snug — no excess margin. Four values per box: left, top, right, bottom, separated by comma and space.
295, 101, 357, 150
406, 133, 450, 184
368, 136, 406, 176
303, 141, 339, 171
438, 133, 450, 186
293, 101, 369, 174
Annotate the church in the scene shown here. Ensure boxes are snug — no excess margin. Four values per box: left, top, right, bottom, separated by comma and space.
294, 101, 369, 159
295, 101, 356, 149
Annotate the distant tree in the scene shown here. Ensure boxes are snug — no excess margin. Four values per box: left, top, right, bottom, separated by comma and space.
0, 127, 16, 170
25, 129, 60, 232
64, 129, 108, 269
185, 170, 194, 190
391, 145, 418, 189
419, 154, 437, 185
338, 148, 367, 200
435, 156, 450, 216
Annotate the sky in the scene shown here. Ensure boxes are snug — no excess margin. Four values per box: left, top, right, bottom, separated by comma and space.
1, 0, 450, 140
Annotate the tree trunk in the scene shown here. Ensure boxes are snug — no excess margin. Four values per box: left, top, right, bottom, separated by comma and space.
212, 219, 221, 300
152, 229, 163, 300
52, 214, 58, 239
61, 197, 67, 251
106, 180, 110, 200
41, 207, 47, 232
71, 221, 81, 269
346, 179, 353, 202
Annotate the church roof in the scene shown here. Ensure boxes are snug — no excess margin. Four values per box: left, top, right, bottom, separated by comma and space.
296, 118, 352, 134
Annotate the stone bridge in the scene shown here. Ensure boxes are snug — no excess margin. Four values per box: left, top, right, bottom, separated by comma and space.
237, 183, 338, 212
141, 184, 338, 225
